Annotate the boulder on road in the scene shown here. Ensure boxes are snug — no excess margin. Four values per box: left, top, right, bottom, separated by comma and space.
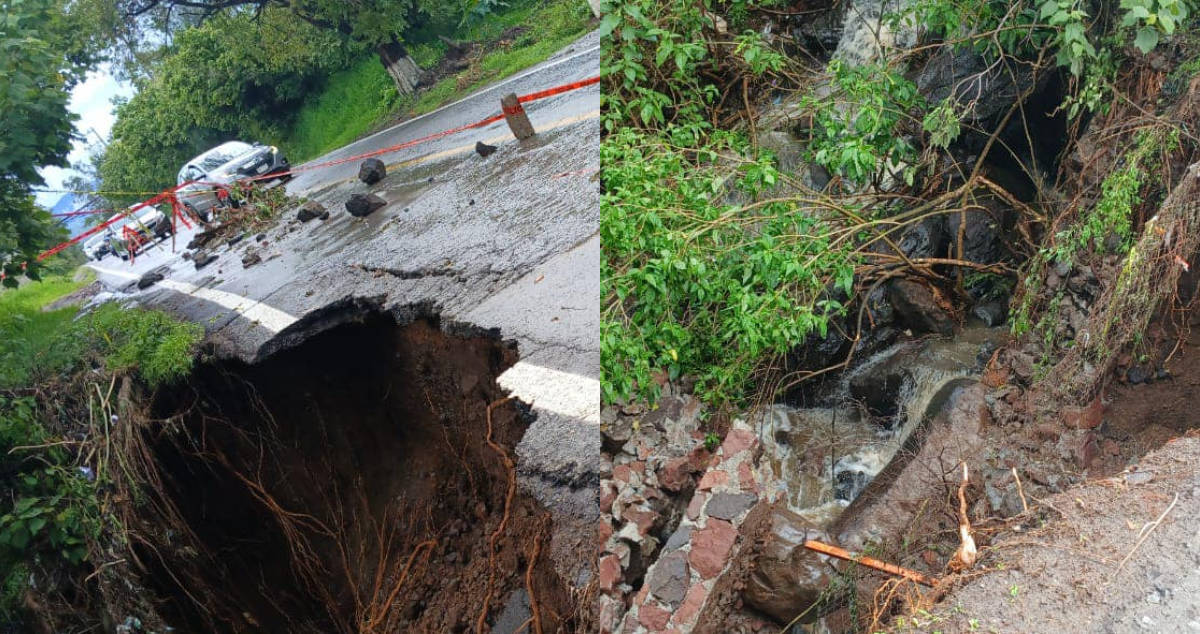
193, 250, 218, 270
358, 158, 386, 185
137, 271, 164, 290
346, 193, 387, 217
475, 141, 498, 158
297, 201, 325, 222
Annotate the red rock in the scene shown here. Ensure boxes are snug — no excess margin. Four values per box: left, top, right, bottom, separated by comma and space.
613, 464, 633, 484
688, 518, 738, 578
599, 554, 621, 593
624, 507, 658, 536
658, 456, 698, 492
721, 428, 758, 457
697, 469, 728, 491
600, 483, 618, 511
737, 461, 758, 493
671, 583, 709, 626
687, 492, 706, 520
597, 520, 614, 544
1103, 438, 1121, 456
638, 603, 671, 631
1076, 432, 1100, 467
1062, 396, 1105, 430
629, 460, 646, 474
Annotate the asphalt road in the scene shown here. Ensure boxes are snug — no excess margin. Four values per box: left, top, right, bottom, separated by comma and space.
87, 32, 601, 520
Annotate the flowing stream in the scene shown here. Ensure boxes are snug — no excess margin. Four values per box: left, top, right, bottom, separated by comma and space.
757, 326, 1005, 527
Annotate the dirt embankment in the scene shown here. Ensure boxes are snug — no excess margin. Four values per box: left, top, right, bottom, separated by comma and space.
96, 311, 584, 633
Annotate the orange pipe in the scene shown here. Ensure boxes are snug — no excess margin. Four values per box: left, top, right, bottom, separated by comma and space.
803, 539, 934, 587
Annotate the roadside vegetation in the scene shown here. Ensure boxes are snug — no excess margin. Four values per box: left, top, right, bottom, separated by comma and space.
96, 0, 593, 204
0, 273, 202, 626
600, 0, 1199, 414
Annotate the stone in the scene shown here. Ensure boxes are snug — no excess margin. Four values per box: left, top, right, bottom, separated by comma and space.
697, 470, 728, 491
1127, 365, 1151, 384
688, 518, 737, 579
973, 300, 1007, 327
297, 201, 325, 222
664, 524, 692, 551
720, 428, 757, 457
602, 415, 634, 454
255, 232, 266, 242
888, 279, 955, 335
686, 493, 705, 520
648, 551, 690, 605
897, 216, 949, 259
915, 47, 1034, 126
346, 193, 387, 217
598, 554, 621, 593
475, 141, 498, 158
1062, 396, 1105, 430
241, 252, 262, 268
358, 158, 386, 185
137, 271, 164, 290
705, 493, 757, 521
671, 583, 709, 627
193, 251, 218, 270
658, 455, 699, 493
743, 507, 834, 624
638, 603, 671, 631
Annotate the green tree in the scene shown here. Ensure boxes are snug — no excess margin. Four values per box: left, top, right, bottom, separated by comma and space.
110, 0, 474, 95
0, 0, 89, 282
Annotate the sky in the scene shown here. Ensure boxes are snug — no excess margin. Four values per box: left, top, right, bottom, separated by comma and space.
34, 66, 135, 209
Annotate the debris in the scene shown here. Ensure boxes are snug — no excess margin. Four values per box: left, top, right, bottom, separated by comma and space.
358, 158, 386, 185
346, 193, 387, 217
951, 462, 978, 570
802, 539, 933, 586
242, 251, 262, 268
297, 201, 326, 222
137, 271, 164, 290
193, 250, 218, 270
476, 141, 498, 158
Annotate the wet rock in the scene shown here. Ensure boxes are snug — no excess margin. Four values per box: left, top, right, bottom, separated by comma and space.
297, 201, 326, 222
945, 203, 1010, 264
789, 4, 844, 57
1126, 364, 1152, 384
346, 193, 387, 217
848, 345, 913, 417
647, 550, 689, 606
227, 233, 246, 246
475, 141, 498, 158
973, 300, 1007, 327
320, 210, 330, 221
834, 469, 867, 501
744, 507, 834, 624
888, 279, 955, 335
898, 216, 949, 259
705, 492, 758, 521
193, 251, 218, 270
255, 232, 266, 242
137, 271, 164, 290
916, 48, 1034, 126
358, 158, 386, 185
181, 251, 193, 261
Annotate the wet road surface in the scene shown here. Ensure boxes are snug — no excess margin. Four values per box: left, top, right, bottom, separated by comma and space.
87, 33, 600, 519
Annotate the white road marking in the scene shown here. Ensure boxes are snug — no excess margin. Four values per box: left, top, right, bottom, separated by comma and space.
498, 361, 600, 425
157, 280, 299, 333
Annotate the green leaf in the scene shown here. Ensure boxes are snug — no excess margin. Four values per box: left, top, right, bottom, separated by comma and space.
597, 12, 620, 38
1134, 26, 1159, 53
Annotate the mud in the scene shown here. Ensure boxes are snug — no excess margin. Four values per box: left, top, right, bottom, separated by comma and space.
130, 310, 579, 633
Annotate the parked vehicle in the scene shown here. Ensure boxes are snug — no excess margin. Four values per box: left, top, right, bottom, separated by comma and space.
175, 141, 290, 221
82, 234, 106, 261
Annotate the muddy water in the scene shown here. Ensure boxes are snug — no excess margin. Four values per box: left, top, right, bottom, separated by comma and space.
758, 326, 1004, 527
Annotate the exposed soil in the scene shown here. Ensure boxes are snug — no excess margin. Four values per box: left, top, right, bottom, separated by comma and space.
42, 280, 102, 311
127, 311, 578, 632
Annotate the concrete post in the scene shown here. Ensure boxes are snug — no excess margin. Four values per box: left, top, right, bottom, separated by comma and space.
501, 93, 536, 141
586, 0, 603, 18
